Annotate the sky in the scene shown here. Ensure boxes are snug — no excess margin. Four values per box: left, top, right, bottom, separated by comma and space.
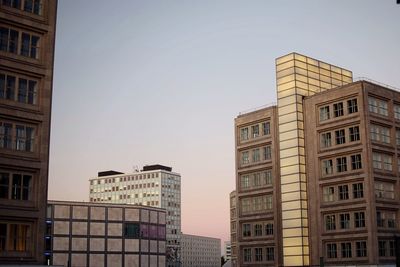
49, 0, 400, 244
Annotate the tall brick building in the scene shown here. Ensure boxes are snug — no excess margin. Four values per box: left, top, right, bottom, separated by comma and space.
0, 0, 57, 264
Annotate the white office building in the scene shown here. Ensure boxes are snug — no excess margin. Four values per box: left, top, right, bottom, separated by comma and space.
89, 164, 181, 265
181, 234, 221, 267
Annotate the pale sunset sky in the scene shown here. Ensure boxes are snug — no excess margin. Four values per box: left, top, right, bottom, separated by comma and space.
49, 0, 400, 244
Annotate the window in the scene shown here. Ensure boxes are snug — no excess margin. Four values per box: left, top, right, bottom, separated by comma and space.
242, 224, 251, 237
0, 172, 32, 201
325, 215, 336, 230
339, 213, 350, 229
0, 173, 9, 199
0, 122, 13, 149
240, 127, 248, 141
379, 241, 387, 257
377, 212, 385, 227
320, 106, 330, 121
395, 104, 400, 120
373, 153, 393, 171
352, 183, 363, 199
243, 248, 252, 262
351, 154, 362, 170
263, 146, 271, 160
396, 129, 400, 145
265, 223, 273, 235
348, 99, 358, 114
251, 124, 259, 138
252, 148, 260, 162
240, 175, 250, 189
1, 0, 21, 9
241, 199, 251, 215
124, 223, 140, 238
387, 213, 396, 228
383, 154, 393, 171
333, 102, 344, 117
265, 195, 272, 210
263, 170, 272, 185
266, 247, 274, 261
254, 224, 262, 236
349, 126, 360, 142
253, 173, 261, 187
0, 222, 31, 252
241, 151, 249, 165
370, 125, 390, 144
15, 125, 35, 152
320, 132, 331, 148
338, 185, 349, 200
375, 181, 394, 200
0, 27, 18, 53
356, 241, 367, 257
336, 157, 347, 173
255, 247, 263, 262
368, 96, 388, 116
327, 243, 337, 258
23, 0, 42, 15
335, 129, 345, 145
354, 212, 365, 228
322, 159, 333, 175
341, 242, 352, 258
0, 74, 16, 101
323, 186, 334, 202
389, 240, 396, 256
20, 32, 39, 59
262, 122, 270, 135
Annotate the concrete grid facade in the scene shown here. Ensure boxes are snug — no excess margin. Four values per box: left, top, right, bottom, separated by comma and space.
0, 0, 57, 264
88, 165, 181, 265
232, 53, 400, 266
180, 233, 221, 267
47, 200, 166, 267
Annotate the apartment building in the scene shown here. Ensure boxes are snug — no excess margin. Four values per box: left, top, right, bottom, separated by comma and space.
180, 233, 221, 267
89, 164, 181, 266
232, 53, 400, 266
46, 200, 166, 267
0, 1, 57, 264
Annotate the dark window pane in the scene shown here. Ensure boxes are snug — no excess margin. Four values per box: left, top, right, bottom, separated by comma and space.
33, 0, 41, 14
18, 78, 27, 103
23, 0, 33, 12
9, 30, 18, 53
0, 223, 6, 251
124, 223, 140, 238
27, 80, 36, 104
0, 173, 9, 199
6, 75, 15, 100
12, 174, 22, 200
20, 33, 30, 57
22, 175, 31, 200
0, 74, 5, 99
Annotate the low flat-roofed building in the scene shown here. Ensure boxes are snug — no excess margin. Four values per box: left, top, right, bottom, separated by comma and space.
46, 200, 166, 267
181, 233, 221, 267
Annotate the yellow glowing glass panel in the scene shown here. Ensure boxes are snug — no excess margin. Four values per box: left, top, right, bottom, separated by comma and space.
308, 77, 320, 86
280, 156, 300, 167
306, 57, 318, 66
281, 200, 301, 210
278, 88, 296, 98
283, 237, 304, 247
279, 112, 299, 124
283, 228, 303, 237
294, 60, 307, 69
280, 147, 299, 159
278, 95, 298, 107
319, 61, 330, 70
277, 67, 295, 78
281, 191, 301, 201
280, 165, 300, 176
294, 54, 307, 62
278, 104, 297, 116
294, 67, 307, 76
279, 121, 300, 133
342, 69, 352, 77
282, 209, 302, 219
279, 130, 299, 141
282, 219, 302, 228
284, 246, 305, 256
284, 256, 305, 266
307, 70, 319, 80
276, 53, 294, 65
280, 174, 302, 185
295, 74, 308, 83
307, 64, 320, 73
331, 65, 342, 74
279, 138, 299, 150
296, 88, 310, 97
277, 80, 296, 91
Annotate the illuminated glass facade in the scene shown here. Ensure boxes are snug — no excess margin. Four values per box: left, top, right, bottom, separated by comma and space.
275, 53, 353, 266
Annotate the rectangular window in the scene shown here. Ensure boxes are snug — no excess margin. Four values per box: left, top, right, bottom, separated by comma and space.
264, 195, 272, 210
395, 104, 400, 120
265, 223, 273, 235
375, 181, 394, 200
263, 146, 271, 160
379, 240, 386, 257
240, 127, 248, 141
11, 174, 31, 200
323, 186, 334, 202
349, 126, 360, 142
377, 212, 385, 227
322, 159, 333, 175
20, 32, 39, 59
383, 154, 393, 171
2, 0, 22, 9
389, 240, 396, 256
333, 102, 344, 117
353, 183, 363, 199
320, 132, 331, 148
262, 122, 270, 135
23, 0, 42, 15
320, 106, 330, 121
336, 157, 347, 173
252, 148, 260, 162
325, 214, 336, 230
0, 74, 16, 101
243, 248, 252, 262
254, 224, 262, 237
387, 213, 396, 228
241, 151, 249, 165
0, 27, 18, 54
371, 125, 391, 144
348, 99, 358, 114
338, 185, 349, 200
341, 242, 352, 258
266, 247, 274, 261
354, 212, 365, 228
351, 154, 362, 170
356, 241, 367, 257
242, 224, 251, 237
15, 125, 35, 152
339, 213, 350, 229
0, 223, 31, 252
263, 170, 272, 185
124, 223, 140, 238
253, 173, 261, 187
327, 243, 337, 258
255, 247, 263, 262
396, 129, 400, 145
369, 96, 388, 116
241, 198, 251, 215
0, 122, 13, 149
251, 124, 259, 138
335, 129, 346, 145
0, 172, 9, 199
240, 175, 250, 189
373, 152, 382, 169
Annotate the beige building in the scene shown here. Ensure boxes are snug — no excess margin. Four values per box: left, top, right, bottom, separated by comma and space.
0, 0, 57, 264
232, 53, 400, 266
180, 233, 221, 267
47, 200, 167, 267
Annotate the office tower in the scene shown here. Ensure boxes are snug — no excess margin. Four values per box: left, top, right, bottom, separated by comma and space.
0, 1, 57, 264
89, 164, 181, 266
46, 200, 167, 267
180, 233, 221, 267
232, 53, 400, 266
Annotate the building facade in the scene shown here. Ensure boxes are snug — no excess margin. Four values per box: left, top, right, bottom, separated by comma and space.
180, 233, 221, 267
46, 200, 166, 267
0, 0, 57, 264
229, 191, 237, 266
224, 241, 232, 260
89, 164, 181, 266
232, 53, 400, 266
